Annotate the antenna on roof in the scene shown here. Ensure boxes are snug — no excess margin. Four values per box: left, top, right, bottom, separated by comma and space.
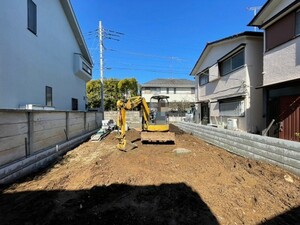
247, 6, 262, 31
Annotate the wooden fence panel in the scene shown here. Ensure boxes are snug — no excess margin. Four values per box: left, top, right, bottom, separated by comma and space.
68, 112, 85, 139
32, 112, 66, 153
0, 112, 28, 165
0, 110, 102, 168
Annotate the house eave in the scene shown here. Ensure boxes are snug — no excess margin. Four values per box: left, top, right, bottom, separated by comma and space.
248, 0, 300, 29
190, 32, 263, 76
59, 0, 93, 67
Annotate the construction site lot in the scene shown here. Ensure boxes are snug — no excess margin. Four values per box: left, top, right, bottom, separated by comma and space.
1, 125, 299, 225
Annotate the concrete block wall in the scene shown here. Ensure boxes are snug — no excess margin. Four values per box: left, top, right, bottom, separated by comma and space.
104, 111, 185, 126
0, 110, 102, 168
176, 122, 300, 176
104, 111, 141, 128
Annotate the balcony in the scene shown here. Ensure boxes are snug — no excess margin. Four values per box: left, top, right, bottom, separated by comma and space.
74, 54, 92, 81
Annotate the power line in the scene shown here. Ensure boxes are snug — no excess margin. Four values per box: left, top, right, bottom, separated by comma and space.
101, 66, 189, 75
105, 47, 187, 61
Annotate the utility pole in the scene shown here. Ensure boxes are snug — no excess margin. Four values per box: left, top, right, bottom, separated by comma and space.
97, 22, 123, 115
99, 21, 104, 114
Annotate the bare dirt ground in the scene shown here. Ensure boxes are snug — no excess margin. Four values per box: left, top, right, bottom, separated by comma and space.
0, 125, 300, 225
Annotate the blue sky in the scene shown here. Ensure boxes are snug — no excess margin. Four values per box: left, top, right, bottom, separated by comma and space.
71, 0, 266, 84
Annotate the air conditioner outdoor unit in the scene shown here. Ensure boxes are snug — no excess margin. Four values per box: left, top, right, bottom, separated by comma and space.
227, 118, 238, 130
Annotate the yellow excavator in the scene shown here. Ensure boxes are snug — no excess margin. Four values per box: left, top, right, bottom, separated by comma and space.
116, 95, 175, 151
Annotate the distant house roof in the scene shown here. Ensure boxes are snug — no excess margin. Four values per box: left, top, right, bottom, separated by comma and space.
60, 0, 93, 66
190, 31, 263, 76
142, 79, 195, 88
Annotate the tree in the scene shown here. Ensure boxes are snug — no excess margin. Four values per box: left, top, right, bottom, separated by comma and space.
104, 78, 121, 110
86, 80, 101, 109
86, 77, 139, 110
118, 78, 138, 97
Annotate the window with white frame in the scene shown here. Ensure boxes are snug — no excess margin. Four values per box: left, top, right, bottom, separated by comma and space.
199, 69, 209, 86
219, 99, 245, 117
27, 0, 37, 35
220, 49, 245, 76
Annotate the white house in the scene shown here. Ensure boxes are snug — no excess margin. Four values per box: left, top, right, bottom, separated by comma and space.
190, 32, 264, 133
141, 79, 196, 111
0, 0, 92, 111
249, 0, 300, 141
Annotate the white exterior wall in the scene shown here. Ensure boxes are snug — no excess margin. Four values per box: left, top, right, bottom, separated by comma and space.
194, 36, 263, 133
142, 87, 195, 103
195, 39, 250, 102
263, 37, 300, 86
0, 1, 90, 111
245, 38, 264, 132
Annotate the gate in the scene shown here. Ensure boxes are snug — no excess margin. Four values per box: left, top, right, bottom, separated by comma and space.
279, 96, 300, 141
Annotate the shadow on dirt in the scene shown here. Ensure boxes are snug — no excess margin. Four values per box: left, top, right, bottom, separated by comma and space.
0, 183, 219, 225
258, 206, 300, 225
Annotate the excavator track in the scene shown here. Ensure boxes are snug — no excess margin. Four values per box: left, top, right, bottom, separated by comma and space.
141, 131, 175, 143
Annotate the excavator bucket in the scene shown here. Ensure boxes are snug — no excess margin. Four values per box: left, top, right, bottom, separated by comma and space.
116, 133, 137, 152
116, 141, 137, 152
141, 131, 175, 143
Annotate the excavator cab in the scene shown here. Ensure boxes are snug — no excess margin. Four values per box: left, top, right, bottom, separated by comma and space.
149, 95, 169, 125
140, 95, 175, 144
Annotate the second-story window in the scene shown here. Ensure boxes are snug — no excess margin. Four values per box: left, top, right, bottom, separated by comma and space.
174, 88, 176, 94
220, 49, 245, 76
296, 10, 300, 36
199, 69, 209, 86
151, 87, 161, 93
191, 88, 195, 94
27, 0, 37, 35
82, 62, 92, 75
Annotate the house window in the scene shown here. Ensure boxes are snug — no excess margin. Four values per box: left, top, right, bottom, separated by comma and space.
45, 86, 52, 107
220, 49, 245, 76
167, 88, 169, 94
27, 0, 37, 35
82, 61, 92, 75
174, 88, 176, 94
191, 88, 195, 94
72, 98, 78, 110
219, 99, 245, 117
150, 87, 161, 93
296, 10, 300, 36
199, 69, 209, 86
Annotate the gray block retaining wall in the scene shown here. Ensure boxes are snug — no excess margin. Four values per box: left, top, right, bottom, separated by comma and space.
176, 122, 300, 176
